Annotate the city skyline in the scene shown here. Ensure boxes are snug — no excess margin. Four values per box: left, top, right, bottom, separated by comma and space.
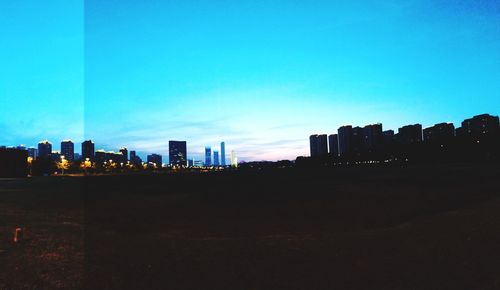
3, 112, 498, 163
1, 1, 500, 161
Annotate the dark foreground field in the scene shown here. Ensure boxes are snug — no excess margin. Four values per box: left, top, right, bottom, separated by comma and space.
1, 164, 500, 289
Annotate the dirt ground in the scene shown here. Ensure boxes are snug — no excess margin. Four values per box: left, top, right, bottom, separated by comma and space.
1, 164, 499, 289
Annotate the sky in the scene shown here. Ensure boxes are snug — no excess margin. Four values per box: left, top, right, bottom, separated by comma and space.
1, 0, 500, 161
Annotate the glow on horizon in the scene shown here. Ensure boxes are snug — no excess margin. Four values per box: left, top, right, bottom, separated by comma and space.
1, 1, 500, 161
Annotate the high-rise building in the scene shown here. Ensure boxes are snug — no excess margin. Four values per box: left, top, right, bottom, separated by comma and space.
82, 140, 95, 161
220, 142, 226, 166
130, 150, 142, 166
338, 126, 353, 155
38, 140, 52, 160
458, 114, 500, 138
16, 145, 26, 151
61, 140, 75, 161
230, 150, 238, 167
317, 134, 328, 155
119, 147, 128, 162
130, 150, 137, 164
309, 134, 328, 157
397, 124, 423, 144
169, 140, 187, 166
213, 150, 220, 166
328, 134, 339, 156
362, 123, 383, 150
205, 146, 212, 166
352, 126, 364, 153
27, 147, 38, 159
147, 154, 162, 168
383, 130, 395, 146
309, 135, 319, 157
423, 123, 455, 142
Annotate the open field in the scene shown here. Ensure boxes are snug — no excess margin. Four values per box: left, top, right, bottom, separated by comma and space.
1, 164, 500, 289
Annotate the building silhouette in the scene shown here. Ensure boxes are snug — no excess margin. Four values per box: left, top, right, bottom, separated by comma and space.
352, 126, 364, 153
213, 150, 220, 166
363, 123, 383, 150
38, 140, 52, 160
383, 130, 395, 146
147, 154, 162, 168
205, 146, 212, 166
61, 140, 75, 161
169, 141, 187, 166
220, 142, 226, 166
130, 150, 142, 166
318, 135, 328, 155
423, 123, 455, 142
309, 134, 328, 157
119, 147, 128, 162
27, 147, 38, 159
328, 134, 339, 156
82, 140, 95, 161
457, 113, 500, 138
397, 124, 423, 144
309, 135, 318, 157
338, 126, 353, 155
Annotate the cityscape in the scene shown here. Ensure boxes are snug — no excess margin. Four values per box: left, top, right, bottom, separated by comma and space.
308, 113, 500, 162
1, 112, 498, 178
0, 138, 239, 177
2, 1, 500, 289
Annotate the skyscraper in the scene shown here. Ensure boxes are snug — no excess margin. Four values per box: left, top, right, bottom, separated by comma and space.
82, 140, 95, 161
205, 146, 212, 166
317, 134, 328, 155
309, 135, 319, 157
383, 130, 395, 146
213, 150, 220, 166
458, 114, 500, 138
220, 142, 226, 166
130, 150, 137, 164
362, 123, 383, 150
119, 147, 128, 162
352, 126, 364, 153
130, 150, 142, 166
38, 140, 52, 160
423, 123, 455, 142
397, 124, 423, 144
169, 140, 187, 166
61, 140, 75, 161
338, 126, 353, 155
310, 134, 328, 157
230, 150, 238, 167
147, 154, 162, 168
328, 134, 339, 156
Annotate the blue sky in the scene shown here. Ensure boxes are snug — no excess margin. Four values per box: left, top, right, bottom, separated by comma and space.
1, 0, 499, 161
